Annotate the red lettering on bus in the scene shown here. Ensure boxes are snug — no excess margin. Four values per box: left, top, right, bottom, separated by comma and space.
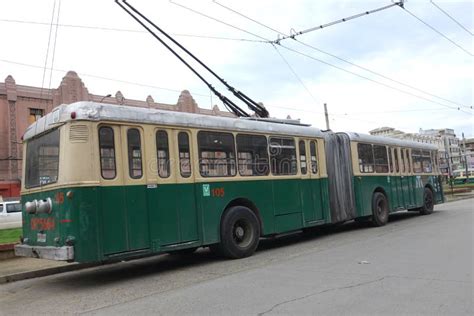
31, 218, 55, 231
212, 188, 225, 197
55, 192, 64, 204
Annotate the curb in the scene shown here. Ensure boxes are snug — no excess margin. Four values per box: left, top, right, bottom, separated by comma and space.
0, 243, 17, 260
0, 262, 99, 285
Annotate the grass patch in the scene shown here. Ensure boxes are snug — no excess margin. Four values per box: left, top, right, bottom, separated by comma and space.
0, 228, 22, 244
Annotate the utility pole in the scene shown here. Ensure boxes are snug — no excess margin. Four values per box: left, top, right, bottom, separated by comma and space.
324, 103, 330, 130
462, 132, 469, 183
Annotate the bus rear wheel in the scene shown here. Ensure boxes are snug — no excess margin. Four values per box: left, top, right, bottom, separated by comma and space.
419, 188, 434, 215
218, 206, 260, 259
371, 192, 388, 227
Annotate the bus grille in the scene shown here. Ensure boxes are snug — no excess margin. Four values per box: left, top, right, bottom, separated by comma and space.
69, 125, 89, 143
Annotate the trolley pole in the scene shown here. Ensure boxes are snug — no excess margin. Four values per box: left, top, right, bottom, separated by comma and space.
324, 103, 330, 130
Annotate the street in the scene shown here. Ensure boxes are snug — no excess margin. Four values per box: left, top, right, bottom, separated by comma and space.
0, 198, 472, 315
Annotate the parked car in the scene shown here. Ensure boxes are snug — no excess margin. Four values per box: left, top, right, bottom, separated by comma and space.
0, 199, 22, 220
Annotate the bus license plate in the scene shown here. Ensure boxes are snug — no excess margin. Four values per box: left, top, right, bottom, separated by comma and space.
37, 233, 46, 243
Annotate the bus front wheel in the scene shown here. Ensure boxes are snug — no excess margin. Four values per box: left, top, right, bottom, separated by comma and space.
219, 206, 260, 259
371, 192, 389, 227
419, 188, 434, 215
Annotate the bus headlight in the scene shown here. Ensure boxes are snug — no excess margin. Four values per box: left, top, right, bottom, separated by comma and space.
25, 200, 38, 214
37, 198, 53, 214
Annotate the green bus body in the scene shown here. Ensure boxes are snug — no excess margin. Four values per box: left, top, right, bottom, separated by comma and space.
20, 175, 442, 263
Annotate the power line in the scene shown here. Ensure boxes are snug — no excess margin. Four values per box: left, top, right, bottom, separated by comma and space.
48, 0, 61, 92
0, 58, 211, 97
402, 7, 473, 57
430, 1, 473, 36
0, 18, 265, 43
172, 1, 472, 114
212, 0, 471, 110
40, 0, 56, 97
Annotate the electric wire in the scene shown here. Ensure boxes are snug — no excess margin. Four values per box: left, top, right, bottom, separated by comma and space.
402, 7, 473, 57
47, 0, 61, 93
40, 0, 56, 97
212, 0, 471, 110
430, 1, 473, 36
171, 1, 472, 114
0, 18, 265, 42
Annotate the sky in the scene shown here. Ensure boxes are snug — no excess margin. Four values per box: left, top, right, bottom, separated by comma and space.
1, 0, 473, 137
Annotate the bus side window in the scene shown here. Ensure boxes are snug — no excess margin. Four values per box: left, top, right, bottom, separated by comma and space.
198, 131, 236, 177
422, 150, 432, 173
236, 134, 269, 176
412, 149, 422, 173
310, 141, 318, 174
269, 137, 297, 175
178, 132, 191, 178
392, 148, 399, 173
99, 126, 116, 179
156, 130, 170, 178
358, 143, 374, 173
400, 148, 405, 174
127, 128, 143, 179
405, 149, 411, 173
387, 147, 392, 173
374, 145, 389, 173
299, 140, 307, 175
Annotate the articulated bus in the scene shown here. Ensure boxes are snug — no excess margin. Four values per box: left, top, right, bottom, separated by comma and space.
15, 102, 444, 262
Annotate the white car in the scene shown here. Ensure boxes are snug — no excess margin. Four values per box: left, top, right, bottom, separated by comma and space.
0, 201, 21, 221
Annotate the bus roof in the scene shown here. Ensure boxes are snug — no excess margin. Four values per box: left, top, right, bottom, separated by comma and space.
342, 132, 438, 150
23, 101, 324, 140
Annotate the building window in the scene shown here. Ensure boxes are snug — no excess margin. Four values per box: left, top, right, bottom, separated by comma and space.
236, 134, 269, 176
198, 131, 236, 177
99, 127, 116, 179
178, 132, 191, 178
269, 137, 297, 175
299, 140, 307, 175
156, 130, 170, 178
127, 128, 142, 179
28, 108, 44, 125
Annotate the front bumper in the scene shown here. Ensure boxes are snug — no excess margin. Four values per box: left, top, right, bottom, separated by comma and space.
14, 244, 74, 261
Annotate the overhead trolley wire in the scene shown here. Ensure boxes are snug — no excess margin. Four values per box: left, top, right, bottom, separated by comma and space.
172, 1, 472, 114
47, 0, 61, 92
212, 0, 472, 111
40, 0, 57, 98
402, 7, 473, 57
430, 1, 473, 36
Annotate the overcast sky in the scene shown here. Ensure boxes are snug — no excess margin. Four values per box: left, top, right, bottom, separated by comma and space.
1, 0, 473, 137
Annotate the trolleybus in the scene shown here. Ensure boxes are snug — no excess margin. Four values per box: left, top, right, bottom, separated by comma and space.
15, 102, 444, 262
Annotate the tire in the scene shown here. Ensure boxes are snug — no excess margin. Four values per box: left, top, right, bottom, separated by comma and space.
218, 206, 260, 259
371, 192, 389, 227
419, 188, 434, 215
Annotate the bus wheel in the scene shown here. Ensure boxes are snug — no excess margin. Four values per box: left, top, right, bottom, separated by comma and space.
419, 188, 434, 215
371, 192, 388, 227
219, 206, 260, 259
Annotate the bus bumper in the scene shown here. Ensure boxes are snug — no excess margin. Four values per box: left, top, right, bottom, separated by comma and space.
14, 244, 74, 261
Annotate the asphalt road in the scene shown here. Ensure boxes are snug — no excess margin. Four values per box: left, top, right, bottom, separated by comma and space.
0, 199, 472, 315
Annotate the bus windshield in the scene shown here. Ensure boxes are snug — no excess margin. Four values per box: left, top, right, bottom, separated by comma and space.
25, 129, 60, 188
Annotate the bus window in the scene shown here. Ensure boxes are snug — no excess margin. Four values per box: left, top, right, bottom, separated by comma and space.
399, 148, 405, 173
405, 149, 411, 173
387, 147, 392, 173
422, 150, 432, 173
156, 130, 170, 178
127, 128, 142, 179
299, 140, 307, 175
412, 149, 422, 173
236, 134, 269, 176
198, 131, 236, 177
310, 141, 318, 174
358, 143, 374, 173
269, 137, 297, 175
99, 126, 116, 179
392, 148, 399, 173
374, 145, 389, 173
178, 132, 191, 178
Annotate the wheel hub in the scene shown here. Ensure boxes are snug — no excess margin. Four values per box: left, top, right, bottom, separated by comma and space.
235, 226, 245, 239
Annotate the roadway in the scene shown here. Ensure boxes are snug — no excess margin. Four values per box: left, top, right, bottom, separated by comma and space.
0, 198, 472, 315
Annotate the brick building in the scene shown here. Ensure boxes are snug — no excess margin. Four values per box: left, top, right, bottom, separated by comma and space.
0, 71, 233, 198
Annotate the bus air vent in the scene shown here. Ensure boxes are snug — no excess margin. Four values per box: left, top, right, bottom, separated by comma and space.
69, 125, 89, 143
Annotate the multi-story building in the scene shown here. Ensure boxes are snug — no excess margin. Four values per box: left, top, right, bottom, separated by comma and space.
463, 138, 474, 169
0, 71, 234, 198
369, 126, 462, 176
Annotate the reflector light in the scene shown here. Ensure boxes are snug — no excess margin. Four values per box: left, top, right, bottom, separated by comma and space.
71, 112, 77, 119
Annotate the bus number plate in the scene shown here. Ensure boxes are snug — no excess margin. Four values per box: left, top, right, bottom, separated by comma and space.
37, 233, 46, 243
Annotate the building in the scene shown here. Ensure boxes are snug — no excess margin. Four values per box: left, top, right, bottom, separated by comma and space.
369, 126, 462, 176
463, 138, 474, 169
0, 71, 234, 198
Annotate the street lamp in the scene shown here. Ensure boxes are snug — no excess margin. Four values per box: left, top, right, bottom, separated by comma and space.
99, 94, 112, 103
